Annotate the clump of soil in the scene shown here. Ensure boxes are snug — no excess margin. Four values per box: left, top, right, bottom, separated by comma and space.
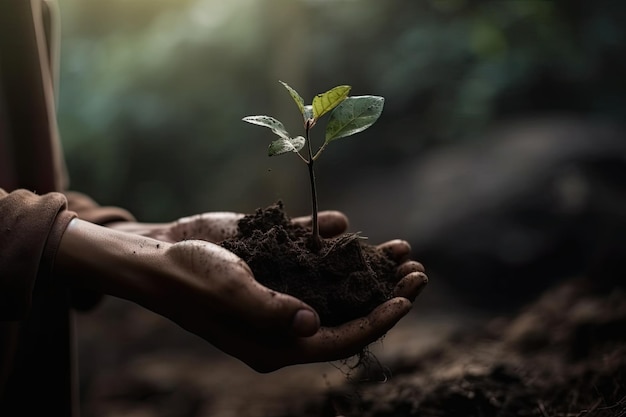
220, 202, 399, 326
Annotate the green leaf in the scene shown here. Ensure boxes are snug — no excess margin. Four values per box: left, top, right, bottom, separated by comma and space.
279, 81, 305, 117
268, 136, 305, 156
242, 115, 290, 139
312, 85, 351, 120
324, 96, 384, 143
303, 105, 314, 121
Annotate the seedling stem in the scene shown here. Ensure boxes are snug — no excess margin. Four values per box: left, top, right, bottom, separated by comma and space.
305, 121, 322, 250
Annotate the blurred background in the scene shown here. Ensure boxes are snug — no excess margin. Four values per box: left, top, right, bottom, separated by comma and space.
55, 0, 626, 415
58, 0, 625, 219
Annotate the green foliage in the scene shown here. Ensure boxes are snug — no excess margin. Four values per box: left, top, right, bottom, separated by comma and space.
312, 85, 351, 121
243, 82, 383, 159
279, 81, 306, 120
325, 96, 385, 144
241, 115, 291, 138
242, 115, 305, 156
267, 135, 306, 156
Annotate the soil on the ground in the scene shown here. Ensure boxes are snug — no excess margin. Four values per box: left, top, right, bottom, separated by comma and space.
219, 202, 399, 326
76, 276, 626, 417
287, 279, 626, 417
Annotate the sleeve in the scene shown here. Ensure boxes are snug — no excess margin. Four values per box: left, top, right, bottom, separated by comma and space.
64, 191, 135, 225
0, 188, 76, 320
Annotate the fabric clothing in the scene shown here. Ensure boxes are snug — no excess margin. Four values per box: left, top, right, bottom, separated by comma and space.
0, 189, 135, 320
0, 189, 76, 320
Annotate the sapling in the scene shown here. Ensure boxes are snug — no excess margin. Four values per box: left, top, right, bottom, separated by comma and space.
242, 81, 384, 250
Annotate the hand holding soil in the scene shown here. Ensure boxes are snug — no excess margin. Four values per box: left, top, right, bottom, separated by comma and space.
117, 208, 426, 364
59, 213, 427, 373
114, 206, 428, 324
162, 236, 426, 373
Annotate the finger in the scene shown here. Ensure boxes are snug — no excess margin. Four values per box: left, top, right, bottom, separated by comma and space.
396, 260, 425, 277
291, 309, 320, 337
170, 212, 243, 242
236, 279, 321, 337
292, 211, 349, 238
377, 239, 411, 262
394, 271, 428, 301
318, 211, 349, 238
298, 298, 411, 363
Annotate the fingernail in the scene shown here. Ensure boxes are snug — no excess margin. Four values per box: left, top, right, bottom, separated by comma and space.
292, 309, 320, 337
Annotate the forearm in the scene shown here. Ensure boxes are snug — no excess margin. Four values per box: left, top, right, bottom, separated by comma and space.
55, 218, 172, 310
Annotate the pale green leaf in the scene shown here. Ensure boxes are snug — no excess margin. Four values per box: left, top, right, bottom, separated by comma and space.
279, 81, 305, 117
312, 85, 351, 120
268, 136, 305, 156
303, 105, 314, 121
242, 115, 290, 139
324, 96, 384, 143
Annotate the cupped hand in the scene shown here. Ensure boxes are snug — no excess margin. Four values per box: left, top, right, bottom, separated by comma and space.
159, 237, 426, 373
110, 210, 349, 243
108, 212, 425, 371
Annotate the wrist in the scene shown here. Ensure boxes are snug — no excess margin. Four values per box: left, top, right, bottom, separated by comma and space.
55, 218, 172, 307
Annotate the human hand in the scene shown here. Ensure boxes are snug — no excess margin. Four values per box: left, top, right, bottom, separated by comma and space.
160, 238, 426, 372
109, 210, 349, 243
218, 239, 426, 372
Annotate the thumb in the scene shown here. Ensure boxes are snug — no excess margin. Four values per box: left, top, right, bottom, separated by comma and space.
246, 281, 321, 337
291, 308, 320, 337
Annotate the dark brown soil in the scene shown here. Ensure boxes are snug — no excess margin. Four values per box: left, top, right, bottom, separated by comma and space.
289, 279, 626, 417
220, 202, 399, 326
